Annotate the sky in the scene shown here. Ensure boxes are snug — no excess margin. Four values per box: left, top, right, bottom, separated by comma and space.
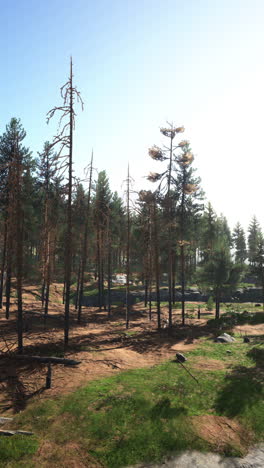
1, 0, 264, 232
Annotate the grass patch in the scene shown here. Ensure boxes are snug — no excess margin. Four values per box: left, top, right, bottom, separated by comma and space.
0, 436, 38, 467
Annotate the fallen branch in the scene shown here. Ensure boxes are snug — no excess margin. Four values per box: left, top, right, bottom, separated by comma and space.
0, 429, 33, 436
178, 361, 199, 384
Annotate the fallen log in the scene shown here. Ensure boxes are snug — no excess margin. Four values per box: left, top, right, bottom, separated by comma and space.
13, 355, 81, 366
0, 429, 33, 436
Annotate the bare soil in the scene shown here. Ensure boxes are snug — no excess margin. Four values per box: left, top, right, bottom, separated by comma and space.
192, 415, 250, 453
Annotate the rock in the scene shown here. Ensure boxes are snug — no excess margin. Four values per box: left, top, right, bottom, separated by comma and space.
176, 353, 187, 363
215, 333, 235, 343
243, 336, 250, 343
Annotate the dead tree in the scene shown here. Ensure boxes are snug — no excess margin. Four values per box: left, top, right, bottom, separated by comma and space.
125, 165, 131, 329
47, 57, 83, 347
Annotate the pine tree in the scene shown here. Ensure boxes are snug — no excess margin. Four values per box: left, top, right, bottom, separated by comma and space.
0, 118, 31, 345
200, 202, 217, 263
248, 216, 262, 267
232, 222, 247, 264
37, 142, 58, 316
77, 153, 93, 322
174, 142, 204, 325
94, 171, 112, 311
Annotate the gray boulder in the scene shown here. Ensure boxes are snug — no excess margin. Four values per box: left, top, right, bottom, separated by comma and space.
215, 333, 235, 343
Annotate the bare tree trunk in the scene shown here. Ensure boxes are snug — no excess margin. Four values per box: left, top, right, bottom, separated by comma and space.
107, 217, 112, 318
0, 221, 7, 309
14, 139, 23, 354
180, 167, 187, 326
64, 59, 74, 347
172, 252, 176, 305
153, 199, 161, 329
41, 281, 46, 308
97, 229, 102, 311
44, 234, 51, 317
144, 278, 148, 307
126, 165, 130, 329
102, 252, 106, 311
215, 290, 220, 320
167, 134, 173, 328
62, 279, 66, 304
181, 245, 185, 325
75, 260, 81, 310
5, 263, 11, 320
78, 153, 93, 323
149, 270, 152, 321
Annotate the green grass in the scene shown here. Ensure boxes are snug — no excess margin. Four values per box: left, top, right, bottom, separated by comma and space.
4, 337, 263, 467
0, 436, 37, 467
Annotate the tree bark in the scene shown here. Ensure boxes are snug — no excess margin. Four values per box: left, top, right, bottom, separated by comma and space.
64, 59, 74, 347
0, 221, 7, 309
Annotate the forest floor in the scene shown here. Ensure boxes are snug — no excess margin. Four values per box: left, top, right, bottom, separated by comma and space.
0, 284, 263, 467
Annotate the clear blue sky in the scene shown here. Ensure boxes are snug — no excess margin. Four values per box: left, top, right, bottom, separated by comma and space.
1, 0, 264, 231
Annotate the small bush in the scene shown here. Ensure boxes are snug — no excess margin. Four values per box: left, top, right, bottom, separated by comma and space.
206, 296, 214, 311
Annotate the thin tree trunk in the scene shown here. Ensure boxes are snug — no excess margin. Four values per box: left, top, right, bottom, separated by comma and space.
107, 218, 112, 318
144, 278, 148, 307
149, 272, 152, 321
153, 198, 161, 329
181, 244, 185, 325
0, 221, 7, 309
75, 260, 81, 310
167, 134, 173, 328
102, 253, 106, 311
172, 252, 176, 305
64, 59, 74, 347
126, 165, 130, 329
5, 265, 11, 320
41, 281, 46, 308
15, 139, 23, 354
44, 236, 51, 317
97, 229, 102, 311
180, 167, 187, 326
78, 153, 93, 323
